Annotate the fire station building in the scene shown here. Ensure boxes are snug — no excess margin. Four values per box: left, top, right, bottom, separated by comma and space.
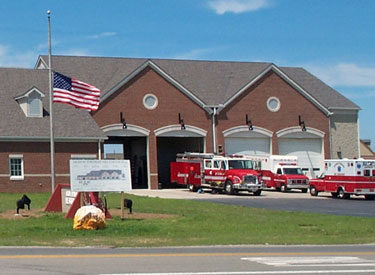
0, 55, 360, 192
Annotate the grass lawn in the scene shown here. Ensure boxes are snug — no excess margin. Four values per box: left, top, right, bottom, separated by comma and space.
1, 192, 375, 247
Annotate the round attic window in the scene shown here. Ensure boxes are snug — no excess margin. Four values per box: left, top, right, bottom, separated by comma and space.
267, 97, 280, 112
143, 94, 158, 110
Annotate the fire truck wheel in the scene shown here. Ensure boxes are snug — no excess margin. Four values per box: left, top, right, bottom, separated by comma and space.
280, 184, 288, 193
253, 190, 262, 196
301, 188, 308, 193
331, 192, 338, 198
309, 186, 318, 196
225, 180, 234, 195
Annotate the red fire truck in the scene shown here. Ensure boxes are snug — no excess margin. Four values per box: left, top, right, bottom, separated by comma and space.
247, 155, 309, 193
170, 153, 263, 195
309, 159, 375, 200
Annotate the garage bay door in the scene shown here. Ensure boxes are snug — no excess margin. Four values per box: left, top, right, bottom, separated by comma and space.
225, 137, 270, 155
278, 138, 323, 178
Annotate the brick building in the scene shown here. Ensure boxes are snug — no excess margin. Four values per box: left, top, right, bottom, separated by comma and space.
0, 55, 360, 192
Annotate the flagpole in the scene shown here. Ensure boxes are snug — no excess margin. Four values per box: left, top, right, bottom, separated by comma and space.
47, 10, 55, 193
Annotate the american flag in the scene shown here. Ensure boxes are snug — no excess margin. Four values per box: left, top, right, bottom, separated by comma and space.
53, 72, 100, 111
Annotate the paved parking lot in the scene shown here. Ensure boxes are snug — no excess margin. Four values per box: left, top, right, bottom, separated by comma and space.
127, 188, 375, 217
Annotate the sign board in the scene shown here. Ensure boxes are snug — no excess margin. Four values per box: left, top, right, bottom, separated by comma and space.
70, 159, 132, 192
61, 187, 78, 213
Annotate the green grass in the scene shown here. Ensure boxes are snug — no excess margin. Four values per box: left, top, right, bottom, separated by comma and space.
1, 192, 375, 247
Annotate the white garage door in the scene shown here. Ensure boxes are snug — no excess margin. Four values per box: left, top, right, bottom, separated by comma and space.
225, 137, 270, 155
278, 138, 323, 178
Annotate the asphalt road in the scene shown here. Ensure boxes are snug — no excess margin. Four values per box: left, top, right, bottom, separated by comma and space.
1, 245, 375, 274
128, 188, 375, 217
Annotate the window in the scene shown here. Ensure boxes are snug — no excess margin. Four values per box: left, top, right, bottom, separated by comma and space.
364, 169, 371, 177
213, 160, 220, 169
143, 94, 158, 110
9, 155, 24, 180
267, 97, 280, 112
277, 168, 282, 174
205, 160, 212, 168
28, 91, 42, 117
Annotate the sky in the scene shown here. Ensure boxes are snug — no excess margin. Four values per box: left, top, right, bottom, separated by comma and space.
1, 0, 375, 150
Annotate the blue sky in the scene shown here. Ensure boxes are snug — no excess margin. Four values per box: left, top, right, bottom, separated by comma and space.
1, 0, 375, 149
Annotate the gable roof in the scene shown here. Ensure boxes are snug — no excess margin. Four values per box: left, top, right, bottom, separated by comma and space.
36, 55, 360, 115
0, 68, 107, 141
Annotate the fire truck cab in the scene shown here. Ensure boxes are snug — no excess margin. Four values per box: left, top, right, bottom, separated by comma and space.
170, 153, 263, 195
248, 155, 309, 193
309, 159, 375, 200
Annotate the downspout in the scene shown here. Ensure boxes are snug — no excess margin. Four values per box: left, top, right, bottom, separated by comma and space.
98, 139, 102, 160
357, 110, 360, 158
212, 107, 217, 154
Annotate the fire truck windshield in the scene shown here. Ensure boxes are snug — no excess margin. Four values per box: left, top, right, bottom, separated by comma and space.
283, 168, 303, 175
228, 160, 254, 169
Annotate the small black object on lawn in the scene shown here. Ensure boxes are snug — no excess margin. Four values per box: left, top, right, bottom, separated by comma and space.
124, 199, 133, 214
16, 194, 31, 214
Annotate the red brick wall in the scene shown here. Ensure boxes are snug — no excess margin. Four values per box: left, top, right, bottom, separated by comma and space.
93, 67, 212, 189
216, 71, 330, 157
0, 142, 97, 193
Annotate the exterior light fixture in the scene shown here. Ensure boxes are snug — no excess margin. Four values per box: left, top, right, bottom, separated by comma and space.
299, 115, 306, 131
120, 112, 127, 129
246, 114, 253, 131
178, 113, 185, 130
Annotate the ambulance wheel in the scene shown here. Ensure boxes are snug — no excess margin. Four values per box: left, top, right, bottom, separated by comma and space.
337, 188, 349, 199
225, 180, 234, 195
365, 195, 375, 200
188, 184, 197, 192
309, 185, 318, 196
253, 190, 262, 196
280, 184, 287, 193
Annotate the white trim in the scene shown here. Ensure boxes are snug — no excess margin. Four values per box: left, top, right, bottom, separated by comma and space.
143, 93, 158, 110
276, 126, 325, 138
222, 64, 332, 116
0, 136, 107, 142
70, 154, 97, 159
9, 154, 23, 158
154, 124, 207, 137
266, 96, 281, 112
9, 155, 24, 180
34, 55, 48, 69
14, 87, 45, 100
101, 60, 207, 111
223, 125, 273, 137
101, 123, 150, 136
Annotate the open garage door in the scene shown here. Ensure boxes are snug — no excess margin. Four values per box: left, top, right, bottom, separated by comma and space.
157, 137, 204, 188
104, 136, 148, 189
278, 138, 323, 178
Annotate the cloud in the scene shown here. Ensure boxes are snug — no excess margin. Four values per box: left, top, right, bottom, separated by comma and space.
87, 32, 116, 39
207, 0, 270, 15
306, 63, 375, 87
0, 44, 37, 68
173, 48, 218, 60
341, 90, 375, 100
